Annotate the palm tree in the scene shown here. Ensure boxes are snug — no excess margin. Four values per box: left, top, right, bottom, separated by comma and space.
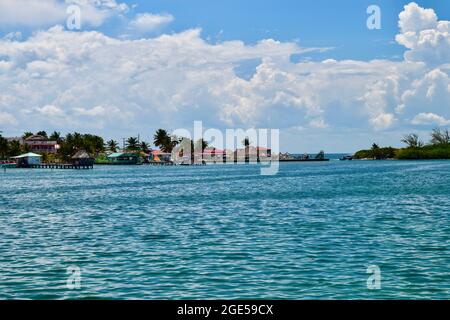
242, 137, 251, 162
169, 135, 180, 153
82, 134, 104, 155
36, 131, 48, 138
72, 132, 83, 149
242, 137, 251, 148
22, 132, 33, 139
8, 140, 21, 156
106, 139, 119, 153
154, 129, 170, 151
195, 139, 208, 152
140, 141, 150, 153
126, 137, 140, 151
21, 143, 31, 153
154, 129, 178, 153
49, 131, 62, 143
371, 143, 380, 160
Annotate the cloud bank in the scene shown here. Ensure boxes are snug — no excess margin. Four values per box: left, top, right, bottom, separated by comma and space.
0, 2, 448, 151
0, 0, 129, 29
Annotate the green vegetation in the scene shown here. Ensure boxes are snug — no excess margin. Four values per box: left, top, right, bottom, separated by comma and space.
396, 144, 450, 159
2, 128, 210, 163
397, 129, 450, 160
36, 131, 48, 138
353, 144, 398, 160
0, 134, 31, 158
57, 132, 104, 161
153, 129, 179, 153
0, 131, 105, 161
2, 128, 200, 164
126, 137, 140, 151
354, 128, 450, 160
140, 141, 150, 153
49, 131, 62, 143
94, 154, 110, 164
0, 135, 8, 158
22, 132, 33, 139
106, 139, 119, 153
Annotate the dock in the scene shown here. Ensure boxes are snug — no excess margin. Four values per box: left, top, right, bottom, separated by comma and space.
279, 159, 330, 162
1, 163, 17, 169
146, 161, 175, 166
26, 164, 93, 170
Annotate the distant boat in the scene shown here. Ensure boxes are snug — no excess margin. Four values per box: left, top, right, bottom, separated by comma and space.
179, 163, 191, 166
340, 155, 353, 161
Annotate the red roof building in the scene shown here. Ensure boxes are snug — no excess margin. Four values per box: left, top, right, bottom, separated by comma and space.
24, 135, 58, 154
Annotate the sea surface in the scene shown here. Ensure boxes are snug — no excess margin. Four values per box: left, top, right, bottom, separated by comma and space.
1, 160, 449, 299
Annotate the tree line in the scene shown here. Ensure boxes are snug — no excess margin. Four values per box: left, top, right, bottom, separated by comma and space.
0, 129, 210, 160
354, 128, 450, 160
397, 128, 450, 159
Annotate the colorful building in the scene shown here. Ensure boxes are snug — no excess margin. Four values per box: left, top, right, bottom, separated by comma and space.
24, 134, 59, 153
7, 135, 58, 154
106, 152, 142, 165
149, 150, 172, 163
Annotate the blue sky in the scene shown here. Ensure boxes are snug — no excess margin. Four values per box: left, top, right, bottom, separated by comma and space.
119, 0, 448, 60
0, 1, 449, 152
3, 0, 447, 60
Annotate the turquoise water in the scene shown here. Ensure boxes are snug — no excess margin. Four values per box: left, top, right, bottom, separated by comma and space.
1, 161, 449, 299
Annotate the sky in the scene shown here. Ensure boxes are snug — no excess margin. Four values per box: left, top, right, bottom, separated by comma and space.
0, 0, 449, 152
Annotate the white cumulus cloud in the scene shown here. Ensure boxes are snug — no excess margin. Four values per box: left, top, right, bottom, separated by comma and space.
0, 0, 128, 29
128, 13, 174, 34
411, 112, 450, 126
396, 2, 450, 66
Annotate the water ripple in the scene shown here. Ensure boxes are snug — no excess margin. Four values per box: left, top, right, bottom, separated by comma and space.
1, 161, 449, 299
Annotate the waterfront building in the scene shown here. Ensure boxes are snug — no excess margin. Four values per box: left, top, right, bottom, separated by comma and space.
234, 146, 272, 162
7, 135, 58, 154
72, 150, 94, 166
11, 152, 42, 167
107, 152, 142, 165
24, 134, 59, 153
150, 150, 172, 162
199, 148, 227, 163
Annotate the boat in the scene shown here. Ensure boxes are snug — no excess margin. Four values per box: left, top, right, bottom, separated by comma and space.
340, 155, 353, 161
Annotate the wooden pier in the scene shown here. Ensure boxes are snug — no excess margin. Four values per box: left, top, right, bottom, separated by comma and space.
26, 164, 93, 170
146, 161, 174, 166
